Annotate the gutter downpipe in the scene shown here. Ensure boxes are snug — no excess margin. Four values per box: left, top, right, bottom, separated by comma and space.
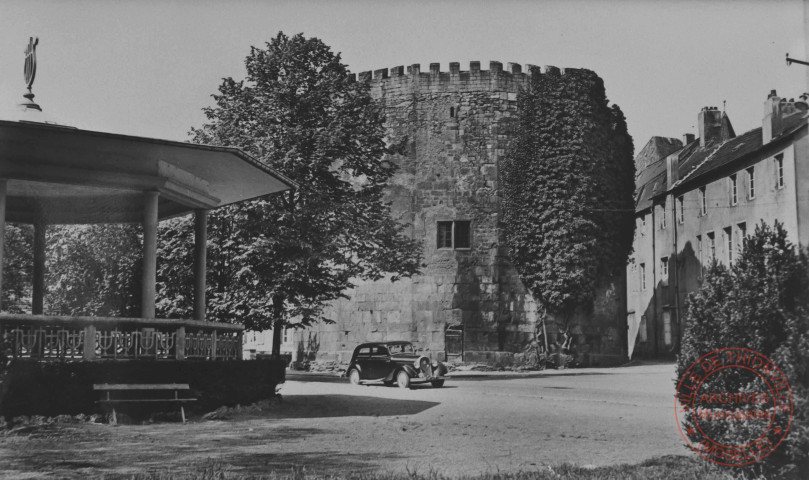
650, 206, 659, 356
671, 192, 681, 351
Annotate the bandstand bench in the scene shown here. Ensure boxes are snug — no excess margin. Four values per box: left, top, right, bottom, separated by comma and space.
94, 383, 196, 425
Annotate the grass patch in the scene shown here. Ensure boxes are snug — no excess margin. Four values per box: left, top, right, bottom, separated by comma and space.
126, 455, 757, 480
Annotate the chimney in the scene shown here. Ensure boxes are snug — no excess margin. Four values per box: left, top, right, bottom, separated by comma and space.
683, 133, 695, 145
666, 151, 680, 189
762, 90, 805, 143
698, 106, 722, 147
762, 90, 781, 144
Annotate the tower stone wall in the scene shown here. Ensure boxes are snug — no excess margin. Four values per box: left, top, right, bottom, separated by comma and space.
296, 62, 627, 367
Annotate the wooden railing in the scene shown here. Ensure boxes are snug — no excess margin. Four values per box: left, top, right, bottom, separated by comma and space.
0, 314, 243, 361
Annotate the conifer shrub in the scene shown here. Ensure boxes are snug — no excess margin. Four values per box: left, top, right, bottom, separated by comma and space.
677, 221, 809, 477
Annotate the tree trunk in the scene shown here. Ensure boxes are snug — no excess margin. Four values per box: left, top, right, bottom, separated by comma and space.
271, 295, 285, 357
271, 319, 283, 357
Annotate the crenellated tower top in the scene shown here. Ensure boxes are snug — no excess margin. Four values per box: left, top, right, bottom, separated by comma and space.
348, 61, 579, 87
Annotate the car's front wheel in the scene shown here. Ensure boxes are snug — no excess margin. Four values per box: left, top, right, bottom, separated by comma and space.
349, 368, 361, 385
396, 370, 411, 389
431, 379, 445, 388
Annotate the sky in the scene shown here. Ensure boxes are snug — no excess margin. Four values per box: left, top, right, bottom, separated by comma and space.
1, 0, 807, 155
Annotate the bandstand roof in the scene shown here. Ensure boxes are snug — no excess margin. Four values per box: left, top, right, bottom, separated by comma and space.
0, 119, 296, 224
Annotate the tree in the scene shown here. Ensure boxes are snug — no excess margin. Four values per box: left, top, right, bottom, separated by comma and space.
46, 224, 141, 317
2, 225, 33, 313
158, 32, 421, 355
677, 222, 809, 477
501, 67, 635, 322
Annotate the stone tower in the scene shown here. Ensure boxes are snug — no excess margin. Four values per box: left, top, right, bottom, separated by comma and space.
296, 61, 627, 367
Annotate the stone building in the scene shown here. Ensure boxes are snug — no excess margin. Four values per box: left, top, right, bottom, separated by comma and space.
628, 91, 809, 358
294, 61, 627, 367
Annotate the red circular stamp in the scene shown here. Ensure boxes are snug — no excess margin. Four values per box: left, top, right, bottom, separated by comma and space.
675, 347, 793, 466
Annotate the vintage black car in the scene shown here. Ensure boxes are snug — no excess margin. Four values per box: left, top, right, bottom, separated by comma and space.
346, 341, 447, 388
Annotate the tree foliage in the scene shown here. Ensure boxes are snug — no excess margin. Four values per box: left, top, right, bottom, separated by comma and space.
158, 32, 421, 351
677, 222, 809, 477
501, 67, 635, 317
2, 225, 33, 313
46, 225, 141, 317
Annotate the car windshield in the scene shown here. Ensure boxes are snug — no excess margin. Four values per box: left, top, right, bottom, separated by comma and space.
387, 343, 415, 355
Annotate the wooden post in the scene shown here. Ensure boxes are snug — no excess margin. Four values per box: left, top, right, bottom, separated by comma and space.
0, 179, 7, 311
141, 191, 159, 319
237, 331, 244, 360
193, 209, 208, 321
83, 325, 96, 360
32, 222, 46, 315
175, 326, 186, 360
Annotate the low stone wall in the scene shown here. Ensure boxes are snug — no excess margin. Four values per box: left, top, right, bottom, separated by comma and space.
0, 359, 285, 419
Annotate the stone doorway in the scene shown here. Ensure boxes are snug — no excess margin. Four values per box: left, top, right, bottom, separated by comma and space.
445, 324, 464, 361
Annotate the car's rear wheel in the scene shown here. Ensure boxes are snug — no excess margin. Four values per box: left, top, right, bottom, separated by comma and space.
396, 370, 411, 389
349, 369, 361, 385
431, 379, 445, 388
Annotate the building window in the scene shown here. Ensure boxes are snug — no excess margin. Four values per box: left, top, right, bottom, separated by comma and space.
699, 187, 707, 216
639, 315, 648, 342
660, 200, 667, 229
283, 328, 291, 344
663, 310, 672, 346
660, 257, 669, 282
724, 226, 733, 263
707, 232, 716, 262
677, 196, 684, 224
437, 220, 471, 249
775, 154, 784, 189
729, 174, 738, 206
696, 234, 703, 278
737, 222, 746, 255
450, 107, 455, 118
640, 263, 646, 291
746, 167, 755, 199
641, 214, 646, 232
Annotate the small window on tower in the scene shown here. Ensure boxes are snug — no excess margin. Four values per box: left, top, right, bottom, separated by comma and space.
454, 221, 471, 249
437, 222, 453, 249
437, 220, 472, 250
450, 107, 455, 118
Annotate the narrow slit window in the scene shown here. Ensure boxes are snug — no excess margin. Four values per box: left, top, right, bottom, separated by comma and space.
677, 196, 684, 224
640, 263, 646, 291
775, 154, 784, 189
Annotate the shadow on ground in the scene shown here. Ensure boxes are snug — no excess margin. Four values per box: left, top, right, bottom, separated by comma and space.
276, 394, 439, 418
447, 371, 612, 382
98, 451, 398, 479
287, 371, 613, 384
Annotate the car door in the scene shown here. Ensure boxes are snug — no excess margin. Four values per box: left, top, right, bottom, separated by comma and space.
355, 346, 372, 379
369, 345, 392, 379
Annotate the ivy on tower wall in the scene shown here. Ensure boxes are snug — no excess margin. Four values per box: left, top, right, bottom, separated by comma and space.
501, 66, 635, 319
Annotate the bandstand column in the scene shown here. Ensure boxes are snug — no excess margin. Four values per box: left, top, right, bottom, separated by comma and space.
193, 209, 208, 321
0, 179, 6, 311
141, 191, 159, 319
32, 222, 46, 315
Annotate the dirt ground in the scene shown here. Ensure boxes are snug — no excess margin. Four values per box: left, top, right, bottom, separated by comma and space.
0, 363, 687, 479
